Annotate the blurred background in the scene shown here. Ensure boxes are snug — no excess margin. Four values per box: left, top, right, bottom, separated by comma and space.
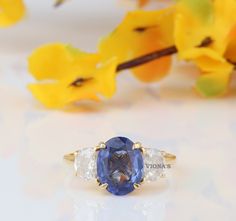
0, 0, 126, 53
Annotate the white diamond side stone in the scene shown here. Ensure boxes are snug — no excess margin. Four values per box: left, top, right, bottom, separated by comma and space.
74, 148, 97, 180
143, 148, 165, 182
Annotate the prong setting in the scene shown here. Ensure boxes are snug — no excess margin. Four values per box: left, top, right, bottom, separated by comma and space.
134, 177, 145, 189
133, 142, 142, 149
97, 179, 108, 189
134, 183, 141, 189
133, 142, 145, 153
140, 178, 145, 184
95, 142, 106, 151
100, 183, 108, 189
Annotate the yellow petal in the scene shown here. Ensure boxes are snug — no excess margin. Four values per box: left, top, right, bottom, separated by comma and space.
28, 81, 99, 108
181, 48, 231, 70
94, 58, 118, 98
0, 0, 25, 27
28, 44, 100, 81
99, 8, 174, 82
174, 1, 212, 58
225, 25, 236, 62
132, 56, 172, 82
212, 0, 236, 54
131, 28, 172, 82
99, 9, 174, 62
28, 44, 118, 108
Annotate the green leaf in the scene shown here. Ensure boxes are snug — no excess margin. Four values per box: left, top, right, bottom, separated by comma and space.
177, 0, 213, 22
195, 72, 229, 97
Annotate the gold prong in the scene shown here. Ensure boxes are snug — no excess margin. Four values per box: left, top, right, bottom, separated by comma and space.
133, 142, 145, 153
133, 142, 142, 149
97, 179, 108, 189
134, 183, 141, 189
100, 183, 108, 189
95, 142, 106, 151
140, 178, 145, 184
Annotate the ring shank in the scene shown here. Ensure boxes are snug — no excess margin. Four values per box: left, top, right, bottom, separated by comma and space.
161, 151, 176, 163
64, 152, 76, 162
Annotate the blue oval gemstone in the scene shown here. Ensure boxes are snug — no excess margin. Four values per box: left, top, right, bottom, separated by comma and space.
97, 137, 144, 196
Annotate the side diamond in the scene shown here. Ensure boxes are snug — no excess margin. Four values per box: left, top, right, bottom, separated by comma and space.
74, 148, 97, 180
143, 148, 165, 182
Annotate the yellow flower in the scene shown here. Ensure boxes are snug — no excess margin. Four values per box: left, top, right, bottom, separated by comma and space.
28, 44, 117, 108
99, 8, 174, 82
0, 0, 25, 27
175, 0, 236, 96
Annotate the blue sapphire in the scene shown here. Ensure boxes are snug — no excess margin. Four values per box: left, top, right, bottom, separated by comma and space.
97, 137, 144, 196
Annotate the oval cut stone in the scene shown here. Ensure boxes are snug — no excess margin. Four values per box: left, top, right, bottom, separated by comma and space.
97, 137, 144, 195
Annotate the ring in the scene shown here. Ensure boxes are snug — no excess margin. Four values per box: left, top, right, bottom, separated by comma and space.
64, 136, 176, 196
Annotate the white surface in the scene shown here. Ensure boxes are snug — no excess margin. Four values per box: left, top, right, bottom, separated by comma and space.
0, 1, 236, 221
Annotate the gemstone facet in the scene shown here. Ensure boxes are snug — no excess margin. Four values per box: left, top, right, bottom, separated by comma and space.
97, 137, 144, 196
74, 148, 97, 180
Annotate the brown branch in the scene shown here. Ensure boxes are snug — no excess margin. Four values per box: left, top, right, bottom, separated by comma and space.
71, 37, 213, 87
116, 37, 213, 72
